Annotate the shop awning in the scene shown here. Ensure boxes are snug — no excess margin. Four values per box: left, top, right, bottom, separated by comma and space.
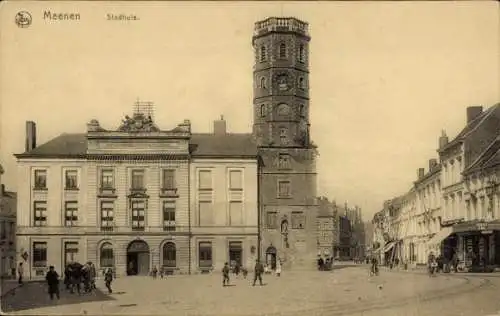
383, 241, 397, 253
427, 226, 453, 246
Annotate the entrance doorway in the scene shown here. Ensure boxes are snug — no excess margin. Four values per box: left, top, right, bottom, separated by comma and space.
265, 245, 277, 270
228, 241, 243, 267
127, 240, 150, 276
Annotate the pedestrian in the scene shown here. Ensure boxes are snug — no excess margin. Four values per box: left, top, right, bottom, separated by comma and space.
152, 266, 158, 279
222, 262, 230, 286
241, 266, 248, 279
88, 262, 97, 291
17, 262, 24, 285
45, 265, 60, 300
160, 267, 165, 279
275, 259, 281, 277
234, 261, 241, 277
70, 264, 82, 294
64, 265, 72, 290
252, 259, 264, 286
104, 268, 113, 294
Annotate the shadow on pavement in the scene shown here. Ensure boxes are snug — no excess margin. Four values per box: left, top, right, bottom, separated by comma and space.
1, 282, 116, 313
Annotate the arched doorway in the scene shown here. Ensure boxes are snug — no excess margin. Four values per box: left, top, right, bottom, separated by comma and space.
265, 245, 277, 270
127, 240, 150, 276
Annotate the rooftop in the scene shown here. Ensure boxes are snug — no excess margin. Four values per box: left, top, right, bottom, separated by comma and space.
15, 132, 258, 159
463, 135, 500, 174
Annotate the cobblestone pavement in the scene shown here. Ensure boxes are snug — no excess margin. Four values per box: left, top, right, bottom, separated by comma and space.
1, 266, 496, 316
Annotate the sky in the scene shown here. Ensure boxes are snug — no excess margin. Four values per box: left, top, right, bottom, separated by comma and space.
0, 1, 498, 222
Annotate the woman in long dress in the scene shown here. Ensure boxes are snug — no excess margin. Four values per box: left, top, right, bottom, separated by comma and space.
275, 259, 282, 277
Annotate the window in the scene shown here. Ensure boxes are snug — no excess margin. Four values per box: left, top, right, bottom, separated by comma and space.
259, 45, 267, 62
65, 170, 78, 190
298, 77, 305, 90
33, 242, 47, 267
266, 212, 278, 229
279, 128, 288, 144
278, 153, 291, 169
229, 170, 242, 190
9, 222, 15, 241
162, 169, 176, 190
298, 44, 305, 63
131, 201, 145, 231
64, 242, 78, 267
299, 104, 305, 117
162, 242, 176, 268
100, 201, 114, 231
199, 242, 212, 268
279, 43, 286, 59
163, 201, 176, 231
278, 180, 291, 198
198, 201, 214, 226
260, 104, 266, 117
229, 201, 243, 226
101, 169, 114, 189
0, 221, 5, 239
198, 170, 212, 190
64, 201, 78, 227
34, 170, 47, 189
33, 201, 47, 226
131, 169, 145, 190
100, 243, 114, 268
260, 77, 266, 89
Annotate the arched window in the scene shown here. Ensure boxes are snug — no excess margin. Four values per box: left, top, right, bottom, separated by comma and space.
100, 242, 114, 268
277, 103, 290, 116
260, 77, 266, 89
279, 127, 288, 144
260, 104, 266, 117
298, 77, 305, 89
299, 104, 305, 117
298, 44, 305, 63
260, 46, 267, 62
279, 43, 287, 59
162, 242, 176, 268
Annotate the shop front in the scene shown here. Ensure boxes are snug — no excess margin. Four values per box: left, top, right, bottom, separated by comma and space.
454, 220, 500, 271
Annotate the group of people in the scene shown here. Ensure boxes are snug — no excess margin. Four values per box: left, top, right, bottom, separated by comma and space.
42, 262, 115, 300
222, 259, 280, 287
317, 256, 334, 271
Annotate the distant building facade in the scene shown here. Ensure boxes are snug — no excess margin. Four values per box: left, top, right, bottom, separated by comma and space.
381, 103, 500, 270
316, 197, 337, 258
0, 164, 16, 278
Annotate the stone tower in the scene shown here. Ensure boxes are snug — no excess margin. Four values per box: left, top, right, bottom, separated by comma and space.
252, 17, 319, 270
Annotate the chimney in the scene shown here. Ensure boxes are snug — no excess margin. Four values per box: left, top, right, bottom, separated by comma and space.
429, 158, 438, 171
25, 121, 37, 152
466, 106, 483, 123
439, 130, 449, 149
213, 115, 227, 135
417, 168, 425, 179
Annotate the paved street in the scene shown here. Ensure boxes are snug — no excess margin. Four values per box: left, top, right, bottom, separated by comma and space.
1, 265, 499, 316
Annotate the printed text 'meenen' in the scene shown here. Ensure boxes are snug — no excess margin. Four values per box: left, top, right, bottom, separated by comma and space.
43, 11, 81, 21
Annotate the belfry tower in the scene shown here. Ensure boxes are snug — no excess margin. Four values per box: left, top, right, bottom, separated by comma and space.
252, 17, 319, 270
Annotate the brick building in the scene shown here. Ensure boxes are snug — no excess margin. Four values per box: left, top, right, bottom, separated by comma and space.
252, 17, 319, 270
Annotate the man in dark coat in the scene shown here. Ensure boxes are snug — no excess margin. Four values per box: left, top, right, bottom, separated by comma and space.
104, 268, 113, 294
222, 262, 230, 286
45, 266, 60, 300
252, 260, 264, 286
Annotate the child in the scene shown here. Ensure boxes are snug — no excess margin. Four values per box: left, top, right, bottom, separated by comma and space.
222, 262, 230, 286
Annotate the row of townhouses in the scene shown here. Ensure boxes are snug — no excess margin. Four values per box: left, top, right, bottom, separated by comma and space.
317, 197, 365, 260
13, 17, 322, 280
373, 103, 500, 270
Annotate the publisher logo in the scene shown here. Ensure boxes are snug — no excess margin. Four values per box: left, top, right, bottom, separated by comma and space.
15, 11, 32, 28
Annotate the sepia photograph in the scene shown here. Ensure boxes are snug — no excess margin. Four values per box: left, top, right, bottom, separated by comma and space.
0, 1, 499, 315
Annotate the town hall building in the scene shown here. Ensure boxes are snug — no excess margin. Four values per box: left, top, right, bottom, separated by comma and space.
14, 17, 319, 278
